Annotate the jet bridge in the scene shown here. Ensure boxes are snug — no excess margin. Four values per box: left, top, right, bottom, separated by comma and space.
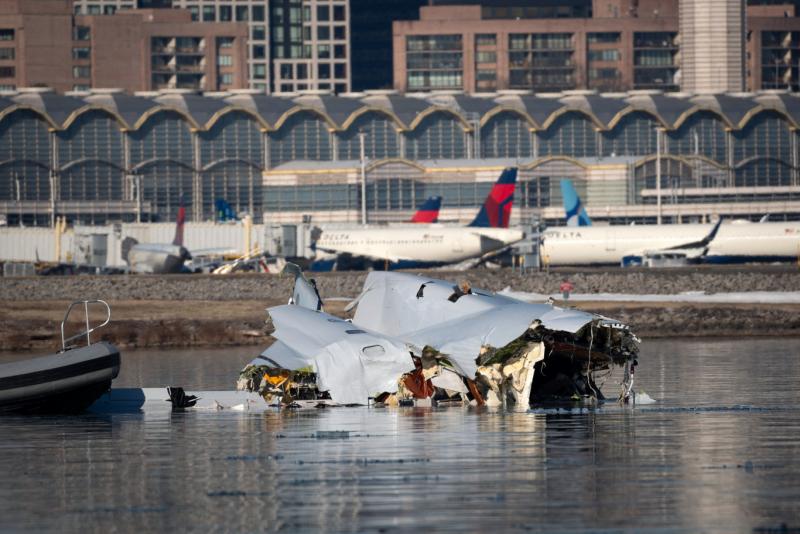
264, 222, 316, 259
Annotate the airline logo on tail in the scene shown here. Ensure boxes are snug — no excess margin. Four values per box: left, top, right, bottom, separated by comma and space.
410, 196, 442, 223
560, 179, 592, 227
215, 198, 237, 222
468, 167, 517, 228
172, 204, 186, 246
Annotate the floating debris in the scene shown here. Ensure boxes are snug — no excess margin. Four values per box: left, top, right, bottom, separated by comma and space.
237, 265, 641, 408
315, 431, 350, 439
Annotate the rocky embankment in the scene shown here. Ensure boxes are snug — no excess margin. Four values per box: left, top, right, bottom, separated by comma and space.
1, 266, 799, 351
2, 266, 800, 302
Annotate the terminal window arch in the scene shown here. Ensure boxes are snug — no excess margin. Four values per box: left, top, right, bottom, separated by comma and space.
537, 112, 597, 158
416, 181, 493, 208
0, 109, 51, 165
129, 111, 195, 166
735, 158, 792, 187
634, 158, 695, 198
732, 111, 792, 168
480, 111, 532, 158
405, 112, 466, 160
0, 160, 50, 202
519, 176, 552, 208
602, 111, 658, 156
60, 160, 124, 202
666, 111, 727, 164
199, 111, 263, 168
137, 161, 194, 222
57, 110, 124, 168
366, 178, 416, 211
202, 160, 262, 221
337, 112, 400, 160
268, 111, 332, 166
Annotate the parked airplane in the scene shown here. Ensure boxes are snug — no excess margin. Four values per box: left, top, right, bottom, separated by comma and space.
561, 179, 592, 227
311, 168, 523, 270
542, 186, 800, 266
122, 206, 191, 274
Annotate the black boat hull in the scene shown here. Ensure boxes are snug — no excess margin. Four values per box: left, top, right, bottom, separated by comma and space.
0, 342, 121, 414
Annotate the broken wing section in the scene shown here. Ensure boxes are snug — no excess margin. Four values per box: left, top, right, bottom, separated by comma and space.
242, 305, 415, 405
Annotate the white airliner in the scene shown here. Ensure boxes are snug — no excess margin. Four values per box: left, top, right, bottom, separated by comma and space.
312, 168, 524, 269
542, 183, 800, 265
541, 222, 800, 266
122, 206, 191, 274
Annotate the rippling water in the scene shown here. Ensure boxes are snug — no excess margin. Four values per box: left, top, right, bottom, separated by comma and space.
1, 338, 799, 533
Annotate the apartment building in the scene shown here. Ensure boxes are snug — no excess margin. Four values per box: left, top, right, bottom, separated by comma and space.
394, 1, 680, 93
0, 0, 74, 92
393, 0, 800, 93
76, 9, 248, 92
73, 0, 351, 93
0, 0, 247, 93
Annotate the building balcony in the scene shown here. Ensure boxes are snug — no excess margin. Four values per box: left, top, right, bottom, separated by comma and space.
176, 65, 204, 73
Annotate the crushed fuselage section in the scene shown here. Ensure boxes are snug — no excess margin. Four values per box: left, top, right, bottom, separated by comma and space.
239, 270, 640, 407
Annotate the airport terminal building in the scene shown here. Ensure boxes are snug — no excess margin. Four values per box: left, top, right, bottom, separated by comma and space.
1, 86, 800, 227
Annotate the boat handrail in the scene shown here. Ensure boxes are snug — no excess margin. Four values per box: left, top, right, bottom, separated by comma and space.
61, 300, 111, 351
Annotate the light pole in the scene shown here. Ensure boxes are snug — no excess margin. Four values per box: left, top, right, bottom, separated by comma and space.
655, 127, 662, 225
693, 130, 700, 187
358, 130, 367, 225
14, 174, 21, 227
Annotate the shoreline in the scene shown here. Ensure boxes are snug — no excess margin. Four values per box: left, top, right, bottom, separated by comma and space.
2, 298, 798, 352
2, 267, 799, 352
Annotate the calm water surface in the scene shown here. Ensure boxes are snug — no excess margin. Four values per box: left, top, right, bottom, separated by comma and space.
1, 338, 799, 533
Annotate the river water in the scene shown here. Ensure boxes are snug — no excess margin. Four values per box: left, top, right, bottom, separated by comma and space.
1, 338, 799, 533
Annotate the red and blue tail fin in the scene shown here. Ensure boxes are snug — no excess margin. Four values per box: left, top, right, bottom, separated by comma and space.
172, 202, 186, 246
410, 195, 442, 223
467, 167, 517, 228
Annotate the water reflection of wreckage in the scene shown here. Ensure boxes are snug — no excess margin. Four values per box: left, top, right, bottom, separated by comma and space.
238, 267, 640, 408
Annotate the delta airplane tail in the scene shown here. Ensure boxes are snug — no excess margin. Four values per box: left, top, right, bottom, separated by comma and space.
215, 198, 237, 222
172, 205, 186, 246
410, 196, 442, 223
560, 179, 592, 227
468, 167, 517, 228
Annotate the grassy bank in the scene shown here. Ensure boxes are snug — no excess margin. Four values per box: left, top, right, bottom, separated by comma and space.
2, 298, 798, 353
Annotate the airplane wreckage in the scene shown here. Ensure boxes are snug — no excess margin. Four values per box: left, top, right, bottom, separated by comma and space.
237, 266, 641, 408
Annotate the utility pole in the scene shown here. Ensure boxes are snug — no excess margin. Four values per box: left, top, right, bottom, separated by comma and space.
14, 173, 21, 227
656, 127, 662, 225
358, 131, 367, 225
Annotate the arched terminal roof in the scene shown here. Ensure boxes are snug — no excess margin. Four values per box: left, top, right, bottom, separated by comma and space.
81, 90, 158, 129
621, 92, 695, 128
152, 91, 229, 128
223, 92, 296, 128
360, 93, 432, 127
295, 94, 365, 127
1, 88, 799, 133
563, 93, 629, 127
7, 89, 85, 127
